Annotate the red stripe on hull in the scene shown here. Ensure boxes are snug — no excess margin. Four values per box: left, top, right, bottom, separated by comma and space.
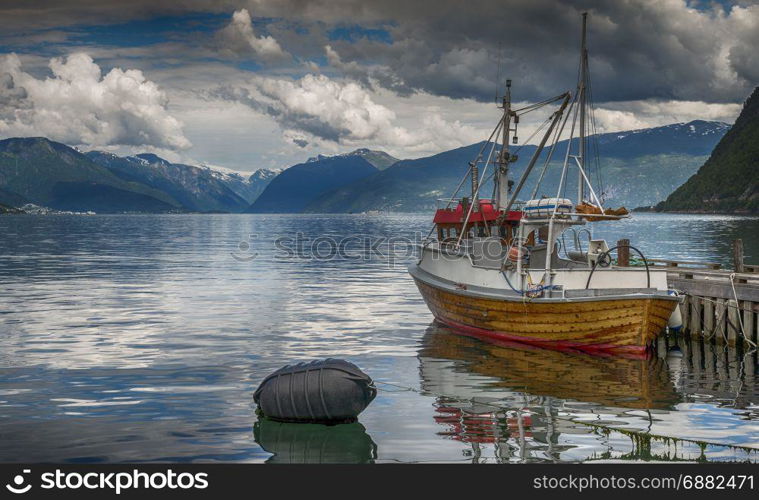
435, 315, 651, 359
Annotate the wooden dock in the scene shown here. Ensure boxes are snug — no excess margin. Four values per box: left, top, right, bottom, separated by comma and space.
633, 239, 759, 346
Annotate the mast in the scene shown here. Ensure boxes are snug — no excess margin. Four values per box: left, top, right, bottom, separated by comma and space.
496, 80, 512, 211
577, 12, 587, 204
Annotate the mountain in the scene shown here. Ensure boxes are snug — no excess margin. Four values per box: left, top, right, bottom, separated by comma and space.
189, 163, 278, 204
0, 138, 179, 212
86, 152, 249, 212
657, 89, 759, 213
307, 148, 398, 170
0, 201, 24, 214
0, 119, 729, 215
0, 137, 278, 213
591, 120, 729, 158
0, 186, 28, 207
246, 155, 379, 213
217, 168, 278, 203
305, 120, 729, 213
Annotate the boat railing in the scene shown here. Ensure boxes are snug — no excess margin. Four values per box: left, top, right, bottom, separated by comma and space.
435, 198, 460, 210
646, 258, 722, 270
434, 198, 530, 211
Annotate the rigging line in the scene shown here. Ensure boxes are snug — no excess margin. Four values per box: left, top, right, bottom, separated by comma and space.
475, 130, 501, 202
448, 115, 505, 208
513, 93, 568, 114
456, 124, 502, 247
531, 93, 579, 199
573, 155, 604, 209
423, 116, 505, 241
583, 57, 604, 202
532, 107, 574, 199
511, 114, 552, 156
473, 165, 497, 195
498, 92, 571, 218
531, 118, 565, 200
586, 68, 604, 200
446, 116, 505, 208
555, 89, 581, 203
494, 40, 503, 103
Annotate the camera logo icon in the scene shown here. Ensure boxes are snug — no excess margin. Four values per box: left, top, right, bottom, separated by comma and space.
5, 469, 32, 494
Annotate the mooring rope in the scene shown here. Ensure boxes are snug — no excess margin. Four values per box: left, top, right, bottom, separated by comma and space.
728, 272, 756, 348
686, 290, 757, 348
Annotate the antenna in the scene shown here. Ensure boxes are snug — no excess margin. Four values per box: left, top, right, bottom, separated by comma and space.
494, 41, 504, 104
578, 11, 588, 204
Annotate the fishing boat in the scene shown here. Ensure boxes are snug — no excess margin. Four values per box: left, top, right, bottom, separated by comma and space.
409, 14, 682, 355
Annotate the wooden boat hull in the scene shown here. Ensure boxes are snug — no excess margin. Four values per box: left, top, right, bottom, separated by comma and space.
412, 277, 677, 355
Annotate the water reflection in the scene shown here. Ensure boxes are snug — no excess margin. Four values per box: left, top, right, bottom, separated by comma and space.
420, 327, 679, 410
418, 323, 759, 463
254, 419, 377, 464
1, 213, 757, 463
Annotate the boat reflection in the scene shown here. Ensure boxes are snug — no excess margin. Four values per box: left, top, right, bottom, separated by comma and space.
418, 322, 758, 463
253, 418, 377, 464
419, 323, 679, 410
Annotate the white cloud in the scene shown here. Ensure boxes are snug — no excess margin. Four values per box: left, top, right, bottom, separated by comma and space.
220, 73, 483, 155
592, 100, 742, 133
216, 9, 289, 62
725, 4, 759, 85
0, 52, 191, 150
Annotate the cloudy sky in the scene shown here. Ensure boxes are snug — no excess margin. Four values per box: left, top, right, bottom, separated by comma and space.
0, 0, 756, 172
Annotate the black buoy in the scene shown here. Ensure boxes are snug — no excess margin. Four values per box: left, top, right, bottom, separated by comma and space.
254, 359, 376, 424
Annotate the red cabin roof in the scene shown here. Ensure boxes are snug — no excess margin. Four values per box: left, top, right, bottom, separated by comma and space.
433, 199, 522, 224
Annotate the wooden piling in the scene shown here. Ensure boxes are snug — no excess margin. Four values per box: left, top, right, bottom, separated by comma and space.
703, 299, 714, 333
714, 345, 734, 387
654, 257, 759, 343
743, 302, 756, 345
681, 334, 691, 361
617, 239, 630, 267
714, 299, 726, 341
691, 335, 702, 374
690, 296, 702, 335
727, 299, 740, 344
727, 347, 739, 381
681, 295, 690, 331
703, 341, 715, 378
733, 239, 744, 273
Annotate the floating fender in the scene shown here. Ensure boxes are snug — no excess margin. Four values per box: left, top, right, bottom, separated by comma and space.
667, 290, 683, 331
254, 359, 377, 424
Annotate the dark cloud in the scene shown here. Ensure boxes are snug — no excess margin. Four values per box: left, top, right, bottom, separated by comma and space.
1, 1, 754, 104
213, 8, 291, 62
0, 72, 27, 105
0, 1, 233, 33
249, 0, 758, 103
0, 0, 754, 164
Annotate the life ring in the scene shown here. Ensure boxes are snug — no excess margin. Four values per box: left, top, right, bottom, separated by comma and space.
507, 246, 528, 262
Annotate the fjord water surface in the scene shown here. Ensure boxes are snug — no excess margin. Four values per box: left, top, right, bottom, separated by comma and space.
0, 213, 757, 463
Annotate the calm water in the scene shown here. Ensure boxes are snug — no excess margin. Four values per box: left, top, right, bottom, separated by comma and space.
0, 213, 757, 463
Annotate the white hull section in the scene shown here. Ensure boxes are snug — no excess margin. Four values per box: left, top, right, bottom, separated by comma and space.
418, 244, 670, 297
